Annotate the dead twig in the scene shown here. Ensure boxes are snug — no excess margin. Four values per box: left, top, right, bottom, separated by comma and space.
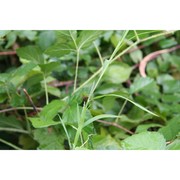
23, 88, 39, 114
0, 51, 16, 56
139, 45, 180, 77
96, 119, 134, 135
48, 80, 73, 87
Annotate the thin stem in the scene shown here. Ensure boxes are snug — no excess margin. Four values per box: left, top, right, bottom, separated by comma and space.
58, 114, 72, 150
96, 119, 134, 135
115, 100, 127, 123
93, 42, 103, 66
73, 50, 80, 92
112, 30, 175, 62
43, 73, 49, 105
0, 107, 42, 114
0, 138, 22, 150
134, 30, 140, 41
109, 30, 129, 62
23, 106, 31, 134
0, 127, 29, 134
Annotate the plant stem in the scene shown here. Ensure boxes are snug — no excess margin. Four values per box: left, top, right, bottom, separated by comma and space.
23, 106, 32, 134
93, 42, 103, 66
0, 127, 29, 134
0, 107, 42, 114
58, 114, 72, 150
134, 30, 140, 41
43, 73, 49, 104
73, 50, 80, 92
0, 138, 22, 150
115, 100, 127, 123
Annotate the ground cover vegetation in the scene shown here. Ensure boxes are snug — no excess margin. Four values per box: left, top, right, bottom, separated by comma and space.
0, 30, 180, 150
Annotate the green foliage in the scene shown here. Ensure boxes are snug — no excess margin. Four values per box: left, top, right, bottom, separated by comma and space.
121, 132, 166, 150
0, 30, 179, 150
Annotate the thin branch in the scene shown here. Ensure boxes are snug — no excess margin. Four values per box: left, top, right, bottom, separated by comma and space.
48, 80, 73, 87
0, 127, 29, 134
23, 88, 39, 114
96, 119, 134, 135
0, 107, 42, 114
93, 42, 103, 66
0, 51, 16, 56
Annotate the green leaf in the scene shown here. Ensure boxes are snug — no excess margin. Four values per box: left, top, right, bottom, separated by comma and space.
45, 30, 77, 57
45, 43, 76, 57
104, 62, 132, 84
166, 139, 180, 150
39, 61, 60, 74
37, 31, 56, 50
47, 86, 61, 97
94, 93, 159, 117
63, 103, 92, 126
92, 135, 121, 150
121, 132, 166, 150
130, 77, 154, 94
77, 30, 104, 49
29, 100, 66, 128
158, 116, 180, 141
162, 80, 180, 93
135, 124, 163, 133
0, 115, 23, 129
0, 30, 10, 38
130, 48, 143, 63
34, 128, 64, 150
16, 46, 44, 64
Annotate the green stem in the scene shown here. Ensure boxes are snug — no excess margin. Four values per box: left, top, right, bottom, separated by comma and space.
0, 127, 29, 134
134, 30, 140, 41
73, 105, 86, 148
58, 115, 72, 150
43, 73, 49, 105
0, 138, 22, 150
115, 100, 127, 123
93, 42, 103, 66
0, 107, 42, 114
73, 50, 80, 92
23, 106, 31, 134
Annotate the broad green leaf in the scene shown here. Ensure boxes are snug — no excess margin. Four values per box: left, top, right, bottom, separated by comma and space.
29, 100, 66, 128
40, 100, 66, 121
16, 46, 44, 64
63, 103, 92, 126
39, 61, 60, 74
94, 93, 159, 117
17, 30, 37, 41
92, 135, 121, 150
135, 124, 163, 133
47, 86, 61, 97
0, 115, 24, 129
121, 132, 166, 150
104, 62, 133, 84
10, 62, 37, 86
130, 48, 143, 63
45, 43, 76, 57
56, 30, 77, 43
130, 77, 154, 94
44, 30, 77, 57
162, 80, 180, 93
34, 128, 64, 150
158, 38, 177, 48
158, 116, 180, 141
0, 30, 10, 38
77, 30, 104, 49
166, 139, 180, 150
37, 31, 56, 50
